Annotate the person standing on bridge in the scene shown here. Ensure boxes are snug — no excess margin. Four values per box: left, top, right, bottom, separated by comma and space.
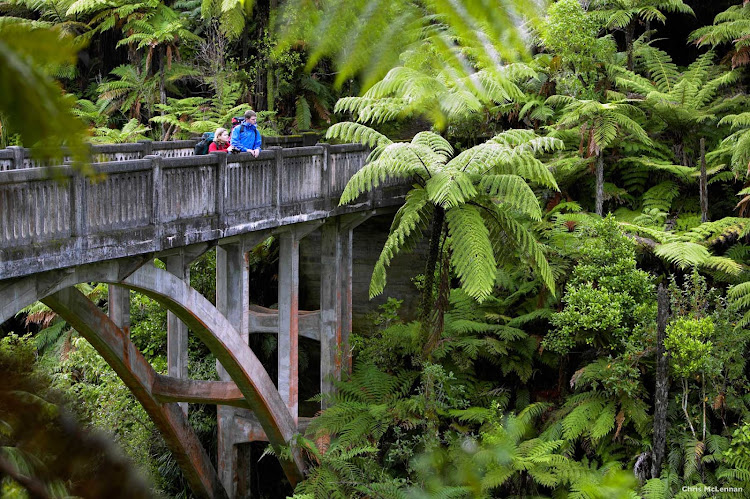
231, 110, 262, 158
209, 127, 233, 153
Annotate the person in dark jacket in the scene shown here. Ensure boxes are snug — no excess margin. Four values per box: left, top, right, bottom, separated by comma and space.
231, 110, 262, 157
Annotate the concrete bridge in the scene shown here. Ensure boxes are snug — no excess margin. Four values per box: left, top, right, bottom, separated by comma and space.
0, 140, 408, 498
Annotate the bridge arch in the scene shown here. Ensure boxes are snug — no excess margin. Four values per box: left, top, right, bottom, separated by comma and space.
42, 287, 227, 499
0, 258, 306, 493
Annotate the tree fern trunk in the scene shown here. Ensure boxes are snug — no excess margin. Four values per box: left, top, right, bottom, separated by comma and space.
159, 48, 167, 138
595, 154, 604, 216
626, 19, 635, 72
652, 284, 669, 479
700, 137, 709, 223
419, 206, 445, 323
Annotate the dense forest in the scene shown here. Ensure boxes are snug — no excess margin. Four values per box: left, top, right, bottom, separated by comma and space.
3, 0, 750, 497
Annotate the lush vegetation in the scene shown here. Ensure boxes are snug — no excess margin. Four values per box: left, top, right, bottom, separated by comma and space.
4, 0, 750, 498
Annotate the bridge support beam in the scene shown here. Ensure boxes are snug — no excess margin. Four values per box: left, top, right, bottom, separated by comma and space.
277, 222, 321, 423
165, 255, 190, 415
278, 231, 300, 423
108, 285, 130, 335
215, 234, 259, 498
319, 212, 374, 406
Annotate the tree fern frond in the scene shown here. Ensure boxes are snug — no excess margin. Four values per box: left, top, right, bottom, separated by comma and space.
479, 174, 542, 221
368, 188, 430, 298
653, 241, 710, 270
326, 121, 392, 148
446, 205, 497, 302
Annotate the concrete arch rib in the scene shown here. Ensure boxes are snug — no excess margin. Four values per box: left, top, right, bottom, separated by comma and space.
0, 259, 306, 485
118, 266, 306, 484
41, 287, 227, 499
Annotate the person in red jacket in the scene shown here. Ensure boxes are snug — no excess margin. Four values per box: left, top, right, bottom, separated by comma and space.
209, 127, 234, 152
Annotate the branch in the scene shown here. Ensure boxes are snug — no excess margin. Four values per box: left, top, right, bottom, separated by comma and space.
623, 232, 658, 248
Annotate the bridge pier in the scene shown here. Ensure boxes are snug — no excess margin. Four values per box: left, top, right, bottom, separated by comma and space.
108, 285, 130, 335
216, 236, 255, 496
166, 254, 190, 415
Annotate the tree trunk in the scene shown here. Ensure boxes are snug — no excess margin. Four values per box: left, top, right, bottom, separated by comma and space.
419, 206, 445, 322
626, 19, 636, 72
595, 153, 604, 216
266, 65, 275, 112
700, 137, 709, 223
651, 284, 670, 479
159, 48, 167, 138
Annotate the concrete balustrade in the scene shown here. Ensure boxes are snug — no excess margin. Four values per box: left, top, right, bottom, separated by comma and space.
0, 144, 410, 281
0, 133, 322, 171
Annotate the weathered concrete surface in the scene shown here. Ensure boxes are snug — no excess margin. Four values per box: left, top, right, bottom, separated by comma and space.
278, 230, 300, 424
299, 212, 426, 331
215, 238, 253, 497
165, 253, 190, 415
41, 287, 227, 499
119, 265, 307, 485
248, 305, 320, 340
108, 284, 130, 335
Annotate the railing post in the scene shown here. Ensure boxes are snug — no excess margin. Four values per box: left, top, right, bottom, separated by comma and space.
70, 171, 87, 238
138, 140, 153, 158
8, 146, 24, 170
319, 143, 332, 211
271, 146, 283, 218
213, 151, 227, 230
146, 154, 163, 249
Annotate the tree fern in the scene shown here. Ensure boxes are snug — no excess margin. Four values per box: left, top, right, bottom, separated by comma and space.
335, 123, 558, 302
689, 2, 750, 68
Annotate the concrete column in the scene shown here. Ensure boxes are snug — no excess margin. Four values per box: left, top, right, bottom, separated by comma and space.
278, 231, 300, 422
216, 241, 250, 498
340, 226, 354, 375
216, 242, 250, 380
108, 285, 130, 336
336, 212, 369, 375
217, 404, 237, 499
319, 220, 342, 408
165, 254, 189, 416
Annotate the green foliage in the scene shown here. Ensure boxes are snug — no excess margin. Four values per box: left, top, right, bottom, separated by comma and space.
0, 22, 89, 166
664, 317, 716, 378
279, 0, 543, 92
544, 216, 655, 354
93, 118, 151, 143
689, 2, 750, 68
540, 0, 614, 97
0, 334, 153, 497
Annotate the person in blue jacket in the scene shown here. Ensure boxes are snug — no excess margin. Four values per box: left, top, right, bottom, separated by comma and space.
231, 110, 262, 157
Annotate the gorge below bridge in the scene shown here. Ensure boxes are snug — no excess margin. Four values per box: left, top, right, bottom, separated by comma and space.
0, 139, 412, 498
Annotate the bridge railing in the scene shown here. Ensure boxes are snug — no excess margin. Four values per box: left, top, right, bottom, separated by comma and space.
0, 133, 322, 171
0, 143, 407, 280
